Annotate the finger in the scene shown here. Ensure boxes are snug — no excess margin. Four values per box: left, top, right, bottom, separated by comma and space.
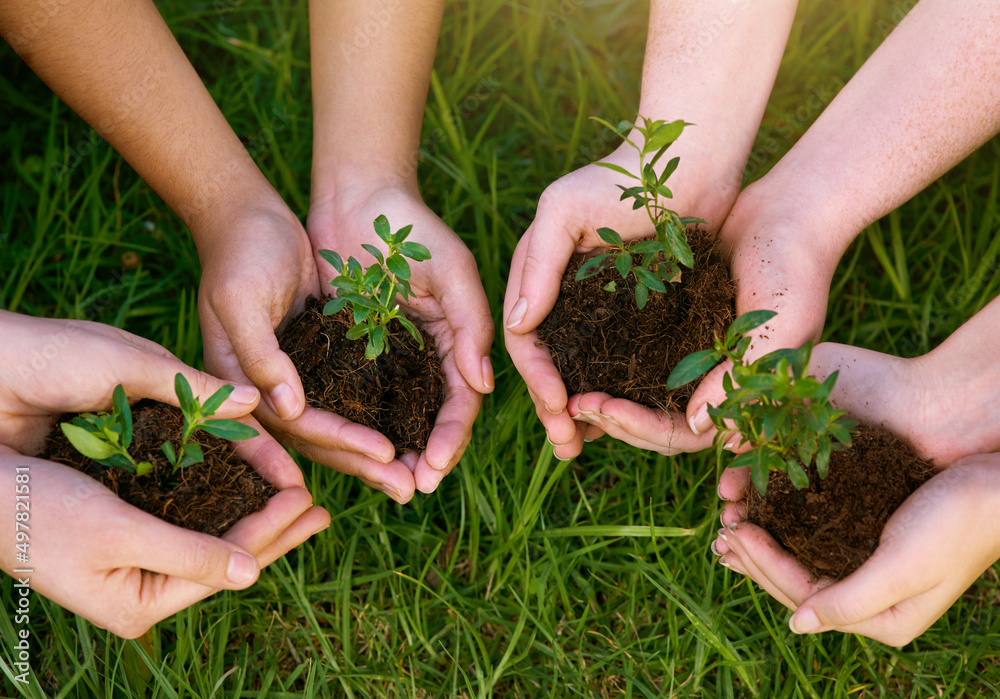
722, 522, 827, 609
523, 380, 577, 448
122, 355, 261, 419
432, 248, 496, 395
505, 214, 581, 334
201, 294, 306, 421
719, 466, 751, 500
254, 505, 331, 566
506, 324, 571, 419
719, 500, 746, 529
113, 501, 262, 590
573, 395, 715, 455
229, 416, 305, 490
256, 403, 395, 464
274, 434, 415, 504
221, 487, 315, 553
413, 362, 481, 492
685, 360, 731, 437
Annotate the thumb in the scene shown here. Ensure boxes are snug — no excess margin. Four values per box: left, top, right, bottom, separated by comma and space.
118, 503, 261, 589
435, 249, 496, 394
505, 209, 582, 335
201, 295, 306, 421
123, 355, 261, 420
685, 359, 732, 437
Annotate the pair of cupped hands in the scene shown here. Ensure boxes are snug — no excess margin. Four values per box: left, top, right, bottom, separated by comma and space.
9, 154, 1000, 645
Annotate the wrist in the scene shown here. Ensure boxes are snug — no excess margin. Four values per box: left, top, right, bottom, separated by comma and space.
310, 160, 420, 217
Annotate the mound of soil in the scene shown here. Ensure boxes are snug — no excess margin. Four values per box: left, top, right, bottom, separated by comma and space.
279, 296, 444, 452
42, 401, 276, 537
536, 228, 735, 412
746, 424, 936, 580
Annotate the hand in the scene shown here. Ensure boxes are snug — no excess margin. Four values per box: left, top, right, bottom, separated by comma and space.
195, 204, 403, 490
713, 454, 1000, 647
1, 449, 328, 639
307, 183, 493, 496
504, 144, 731, 459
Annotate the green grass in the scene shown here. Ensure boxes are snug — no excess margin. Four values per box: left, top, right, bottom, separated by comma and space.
3, 0, 1000, 696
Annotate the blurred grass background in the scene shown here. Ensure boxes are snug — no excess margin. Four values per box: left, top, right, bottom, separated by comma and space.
2, 0, 1000, 696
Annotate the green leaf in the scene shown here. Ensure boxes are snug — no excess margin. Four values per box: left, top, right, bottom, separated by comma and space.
634, 282, 649, 309
785, 458, 810, 490
729, 450, 757, 470
174, 373, 196, 419
395, 224, 413, 243
135, 462, 154, 476
615, 252, 632, 279
644, 119, 685, 154
386, 254, 412, 281
679, 216, 706, 227
200, 419, 260, 441
666, 349, 721, 390
346, 323, 369, 341
791, 342, 813, 379
318, 249, 344, 273
750, 455, 769, 496
593, 162, 639, 180
654, 183, 674, 200
629, 240, 667, 254
323, 297, 349, 316
397, 241, 431, 261
575, 254, 613, 280
596, 227, 623, 247
112, 384, 132, 450
182, 441, 204, 466
161, 441, 177, 466
603, 281, 617, 292
632, 266, 666, 293
828, 419, 855, 445
658, 156, 680, 184
361, 243, 385, 265
723, 310, 778, 348
61, 423, 118, 461
816, 438, 832, 479
370, 324, 387, 357
352, 305, 372, 326
396, 315, 424, 349
373, 214, 392, 243
665, 229, 695, 269
201, 384, 234, 417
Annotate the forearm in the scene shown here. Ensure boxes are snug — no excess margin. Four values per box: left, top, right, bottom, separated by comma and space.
635, 0, 798, 221
309, 0, 445, 202
0, 0, 280, 236
750, 0, 1000, 256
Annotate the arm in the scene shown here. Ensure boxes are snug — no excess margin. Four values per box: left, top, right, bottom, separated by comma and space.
686, 0, 1000, 434
307, 0, 494, 494
504, 0, 798, 458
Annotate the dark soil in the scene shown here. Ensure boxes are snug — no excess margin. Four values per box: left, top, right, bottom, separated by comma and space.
42, 401, 276, 537
536, 228, 735, 412
279, 296, 444, 452
746, 424, 936, 580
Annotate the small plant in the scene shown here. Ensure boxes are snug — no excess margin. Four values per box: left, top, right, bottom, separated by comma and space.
60, 375, 259, 475
666, 310, 857, 495
319, 214, 431, 359
576, 116, 705, 309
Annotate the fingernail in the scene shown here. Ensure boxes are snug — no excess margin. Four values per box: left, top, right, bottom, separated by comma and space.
482, 356, 495, 392
584, 437, 594, 443
723, 436, 739, 452
718, 527, 728, 543
689, 403, 712, 435
229, 384, 260, 405
546, 434, 569, 448
227, 552, 258, 585
543, 402, 562, 415
506, 298, 528, 329
719, 557, 732, 569
268, 383, 300, 420
598, 410, 620, 427
310, 524, 331, 538
727, 522, 738, 534
710, 541, 721, 557
789, 608, 821, 635
429, 456, 450, 472
368, 450, 393, 465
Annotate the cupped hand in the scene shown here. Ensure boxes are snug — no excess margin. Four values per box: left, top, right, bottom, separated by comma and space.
194, 204, 405, 494
1, 449, 328, 639
714, 454, 1000, 647
307, 183, 494, 496
504, 142, 732, 459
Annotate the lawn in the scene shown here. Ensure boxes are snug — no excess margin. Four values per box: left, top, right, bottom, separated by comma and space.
3, 0, 1000, 696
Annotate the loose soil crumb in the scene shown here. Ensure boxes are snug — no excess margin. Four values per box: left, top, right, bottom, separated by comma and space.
280, 296, 444, 452
536, 228, 735, 412
42, 401, 276, 537
746, 424, 936, 580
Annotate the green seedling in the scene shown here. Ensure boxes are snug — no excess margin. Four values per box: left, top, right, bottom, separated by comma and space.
319, 214, 431, 360
60, 375, 259, 475
577, 116, 705, 309
666, 310, 858, 495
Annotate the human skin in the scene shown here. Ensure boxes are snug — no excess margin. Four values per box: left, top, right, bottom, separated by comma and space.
0, 0, 413, 496
0, 312, 330, 638
503, 0, 798, 459
713, 295, 1000, 646
307, 0, 495, 496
